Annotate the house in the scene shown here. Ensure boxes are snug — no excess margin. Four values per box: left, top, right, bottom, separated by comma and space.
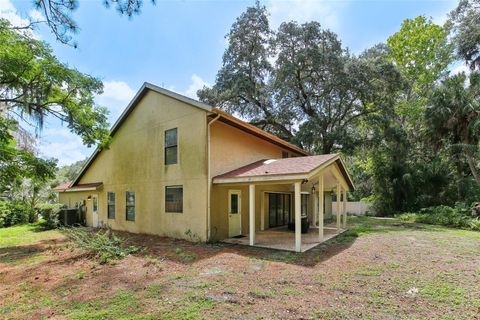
54, 83, 354, 252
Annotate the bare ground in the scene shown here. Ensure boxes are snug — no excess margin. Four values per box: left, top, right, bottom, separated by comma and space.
1, 217, 479, 319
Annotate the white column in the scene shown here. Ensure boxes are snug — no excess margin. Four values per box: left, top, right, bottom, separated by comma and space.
260, 191, 265, 231
249, 184, 255, 246
318, 173, 324, 241
336, 184, 341, 232
294, 181, 302, 252
312, 189, 317, 227
342, 188, 347, 229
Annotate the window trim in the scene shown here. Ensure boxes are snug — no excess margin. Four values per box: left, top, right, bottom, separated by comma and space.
107, 192, 115, 219
125, 191, 135, 221
164, 128, 178, 165
165, 185, 183, 213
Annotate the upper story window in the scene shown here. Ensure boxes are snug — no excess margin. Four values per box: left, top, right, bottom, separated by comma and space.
165, 128, 178, 165
126, 191, 135, 221
282, 151, 289, 158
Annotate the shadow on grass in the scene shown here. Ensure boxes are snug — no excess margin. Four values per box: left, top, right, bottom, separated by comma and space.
112, 221, 366, 268
98, 216, 444, 268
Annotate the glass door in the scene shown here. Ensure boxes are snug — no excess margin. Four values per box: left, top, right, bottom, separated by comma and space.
268, 193, 291, 228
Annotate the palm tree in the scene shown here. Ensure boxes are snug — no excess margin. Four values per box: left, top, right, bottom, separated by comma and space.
426, 72, 480, 185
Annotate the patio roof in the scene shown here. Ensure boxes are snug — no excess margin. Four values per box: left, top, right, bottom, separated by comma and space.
212, 154, 354, 190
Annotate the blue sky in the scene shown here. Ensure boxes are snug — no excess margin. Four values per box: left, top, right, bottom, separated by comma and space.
2, 0, 458, 165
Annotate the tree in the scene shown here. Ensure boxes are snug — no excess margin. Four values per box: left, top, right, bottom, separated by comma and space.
426, 72, 480, 185
197, 2, 293, 139
0, 117, 56, 197
356, 17, 455, 214
0, 19, 110, 148
448, 0, 480, 70
387, 16, 453, 124
274, 23, 401, 154
55, 158, 88, 183
199, 3, 402, 154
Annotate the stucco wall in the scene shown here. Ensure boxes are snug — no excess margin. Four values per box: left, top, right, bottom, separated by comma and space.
209, 121, 306, 240
209, 121, 302, 177
59, 90, 209, 241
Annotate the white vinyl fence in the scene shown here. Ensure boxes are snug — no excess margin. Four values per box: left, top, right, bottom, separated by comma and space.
332, 201, 371, 216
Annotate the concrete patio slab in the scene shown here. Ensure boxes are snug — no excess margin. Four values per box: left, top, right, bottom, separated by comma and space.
222, 224, 346, 252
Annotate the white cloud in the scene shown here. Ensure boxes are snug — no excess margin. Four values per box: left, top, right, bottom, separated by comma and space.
95, 80, 136, 124
38, 128, 91, 166
0, 0, 43, 37
0, 0, 30, 27
267, 0, 345, 30
183, 74, 209, 99
28, 9, 44, 22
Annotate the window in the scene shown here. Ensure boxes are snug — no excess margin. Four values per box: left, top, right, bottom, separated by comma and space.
93, 196, 98, 212
301, 193, 309, 216
107, 192, 115, 219
165, 128, 178, 165
282, 151, 289, 158
230, 193, 239, 214
126, 191, 135, 221
165, 186, 183, 213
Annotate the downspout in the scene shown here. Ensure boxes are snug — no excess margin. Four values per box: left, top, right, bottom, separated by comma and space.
207, 112, 221, 241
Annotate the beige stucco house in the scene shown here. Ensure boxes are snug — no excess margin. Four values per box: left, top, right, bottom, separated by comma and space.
54, 83, 354, 252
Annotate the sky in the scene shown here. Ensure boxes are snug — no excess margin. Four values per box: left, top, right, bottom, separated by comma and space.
1, 0, 459, 166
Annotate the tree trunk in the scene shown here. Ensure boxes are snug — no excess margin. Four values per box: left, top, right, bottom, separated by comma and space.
465, 153, 480, 185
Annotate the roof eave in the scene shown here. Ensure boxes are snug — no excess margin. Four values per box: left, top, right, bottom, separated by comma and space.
213, 174, 307, 184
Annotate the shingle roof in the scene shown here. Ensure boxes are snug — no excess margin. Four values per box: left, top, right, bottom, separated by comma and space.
214, 154, 338, 179
52, 181, 71, 191
52, 182, 103, 192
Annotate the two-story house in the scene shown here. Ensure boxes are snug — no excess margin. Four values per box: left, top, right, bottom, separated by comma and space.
54, 83, 354, 252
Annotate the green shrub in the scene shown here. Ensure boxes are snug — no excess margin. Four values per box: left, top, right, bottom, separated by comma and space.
0, 201, 35, 227
470, 218, 480, 231
37, 203, 63, 229
398, 204, 479, 231
415, 205, 471, 229
397, 213, 417, 223
62, 227, 138, 264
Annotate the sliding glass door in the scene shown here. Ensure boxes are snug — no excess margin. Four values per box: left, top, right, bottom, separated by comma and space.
268, 193, 291, 228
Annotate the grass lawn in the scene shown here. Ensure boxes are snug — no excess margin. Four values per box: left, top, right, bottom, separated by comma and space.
0, 217, 479, 319
0, 223, 62, 247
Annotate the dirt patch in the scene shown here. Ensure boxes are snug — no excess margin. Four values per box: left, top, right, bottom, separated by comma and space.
1, 218, 480, 319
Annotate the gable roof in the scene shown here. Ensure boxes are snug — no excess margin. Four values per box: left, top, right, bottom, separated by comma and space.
71, 82, 308, 186
213, 154, 355, 190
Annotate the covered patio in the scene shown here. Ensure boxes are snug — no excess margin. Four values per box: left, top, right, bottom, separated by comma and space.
212, 154, 354, 252
223, 225, 343, 252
